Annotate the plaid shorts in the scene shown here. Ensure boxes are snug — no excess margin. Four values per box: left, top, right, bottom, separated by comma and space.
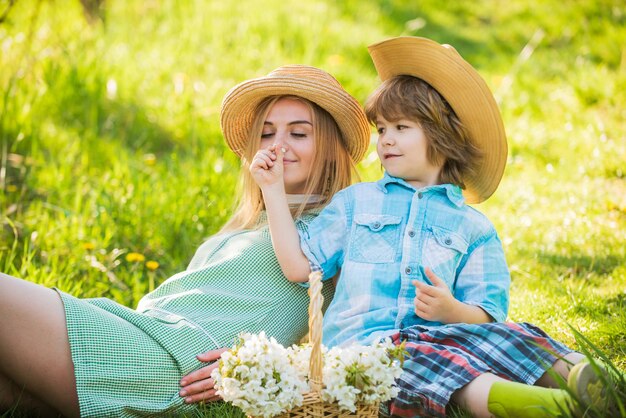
382, 322, 574, 417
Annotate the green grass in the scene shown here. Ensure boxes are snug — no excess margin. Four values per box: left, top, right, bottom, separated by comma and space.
1, 0, 625, 417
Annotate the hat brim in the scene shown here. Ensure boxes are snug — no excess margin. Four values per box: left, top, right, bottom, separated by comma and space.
220, 66, 371, 164
368, 37, 507, 203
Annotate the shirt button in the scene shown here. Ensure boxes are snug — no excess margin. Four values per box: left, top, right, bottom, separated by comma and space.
417, 192, 423, 199
408, 230, 415, 237
372, 222, 381, 229
444, 238, 452, 245
405, 267, 412, 274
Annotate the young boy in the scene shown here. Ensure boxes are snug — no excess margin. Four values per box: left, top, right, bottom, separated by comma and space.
250, 37, 610, 418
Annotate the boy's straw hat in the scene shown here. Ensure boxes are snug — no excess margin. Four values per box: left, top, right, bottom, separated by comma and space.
368, 36, 508, 203
221, 65, 371, 163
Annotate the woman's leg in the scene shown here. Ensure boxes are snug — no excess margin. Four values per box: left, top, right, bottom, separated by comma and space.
0, 371, 60, 416
0, 273, 80, 417
0, 371, 20, 410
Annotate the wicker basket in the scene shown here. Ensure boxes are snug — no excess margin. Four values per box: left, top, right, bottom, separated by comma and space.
250, 271, 379, 418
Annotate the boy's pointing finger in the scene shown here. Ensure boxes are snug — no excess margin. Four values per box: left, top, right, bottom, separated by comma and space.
412, 279, 435, 296
424, 267, 447, 288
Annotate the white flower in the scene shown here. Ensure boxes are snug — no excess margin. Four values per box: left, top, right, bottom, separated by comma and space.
319, 339, 403, 412
212, 334, 404, 417
211, 332, 308, 417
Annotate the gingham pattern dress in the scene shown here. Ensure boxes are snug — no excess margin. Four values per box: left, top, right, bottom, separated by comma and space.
56, 212, 333, 417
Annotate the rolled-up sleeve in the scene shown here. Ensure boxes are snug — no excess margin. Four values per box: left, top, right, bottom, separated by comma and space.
299, 191, 350, 281
453, 229, 510, 322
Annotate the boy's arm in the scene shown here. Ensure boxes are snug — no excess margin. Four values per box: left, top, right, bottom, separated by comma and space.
452, 229, 510, 323
250, 143, 311, 282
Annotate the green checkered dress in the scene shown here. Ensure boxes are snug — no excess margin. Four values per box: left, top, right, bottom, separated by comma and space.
57, 212, 333, 417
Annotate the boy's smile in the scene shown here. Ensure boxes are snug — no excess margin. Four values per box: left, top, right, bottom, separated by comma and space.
375, 116, 443, 189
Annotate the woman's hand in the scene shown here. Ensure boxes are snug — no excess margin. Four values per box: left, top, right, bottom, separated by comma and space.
178, 348, 228, 404
249, 143, 287, 190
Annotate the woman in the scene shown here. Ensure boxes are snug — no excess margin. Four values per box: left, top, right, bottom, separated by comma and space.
0, 65, 371, 417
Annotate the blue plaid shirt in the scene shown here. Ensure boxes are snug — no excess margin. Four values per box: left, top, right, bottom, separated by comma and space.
299, 173, 510, 347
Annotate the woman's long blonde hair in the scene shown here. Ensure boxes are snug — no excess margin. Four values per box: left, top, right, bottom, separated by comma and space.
220, 95, 358, 232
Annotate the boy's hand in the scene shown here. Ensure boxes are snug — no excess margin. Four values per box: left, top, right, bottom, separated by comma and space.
249, 143, 287, 190
412, 267, 459, 323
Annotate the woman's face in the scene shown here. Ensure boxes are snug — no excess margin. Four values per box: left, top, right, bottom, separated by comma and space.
260, 97, 316, 194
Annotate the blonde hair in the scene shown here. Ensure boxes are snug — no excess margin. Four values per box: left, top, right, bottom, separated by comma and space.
365, 75, 482, 189
221, 95, 357, 232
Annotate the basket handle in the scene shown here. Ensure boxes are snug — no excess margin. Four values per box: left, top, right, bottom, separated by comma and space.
307, 270, 324, 393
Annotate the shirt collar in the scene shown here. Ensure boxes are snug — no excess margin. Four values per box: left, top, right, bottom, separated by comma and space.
376, 172, 466, 207
256, 207, 320, 228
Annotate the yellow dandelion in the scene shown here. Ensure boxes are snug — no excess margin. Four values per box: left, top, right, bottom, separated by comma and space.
82, 242, 95, 251
126, 252, 146, 263
327, 54, 344, 66
146, 260, 160, 271
143, 153, 157, 166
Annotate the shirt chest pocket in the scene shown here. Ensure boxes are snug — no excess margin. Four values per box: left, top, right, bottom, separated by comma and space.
349, 214, 402, 263
422, 226, 469, 273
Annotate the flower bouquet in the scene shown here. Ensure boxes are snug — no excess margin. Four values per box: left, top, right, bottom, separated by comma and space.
211, 271, 404, 418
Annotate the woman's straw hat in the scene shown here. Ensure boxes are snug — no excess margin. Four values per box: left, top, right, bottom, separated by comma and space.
368, 36, 508, 203
221, 65, 371, 163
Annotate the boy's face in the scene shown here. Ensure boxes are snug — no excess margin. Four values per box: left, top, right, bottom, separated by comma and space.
375, 115, 443, 189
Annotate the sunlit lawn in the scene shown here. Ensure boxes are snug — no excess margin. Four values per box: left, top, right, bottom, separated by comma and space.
1, 0, 624, 417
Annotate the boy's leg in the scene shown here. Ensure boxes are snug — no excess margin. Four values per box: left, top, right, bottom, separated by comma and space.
486, 379, 572, 418
482, 362, 612, 418
0, 273, 80, 417
386, 328, 494, 417
450, 372, 503, 418
452, 372, 572, 418
535, 352, 585, 387
391, 322, 586, 417
451, 371, 582, 418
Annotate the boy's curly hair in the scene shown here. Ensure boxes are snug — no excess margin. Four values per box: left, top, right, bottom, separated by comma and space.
365, 75, 483, 189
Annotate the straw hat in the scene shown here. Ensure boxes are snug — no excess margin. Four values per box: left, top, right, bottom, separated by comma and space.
220, 65, 371, 163
368, 36, 507, 203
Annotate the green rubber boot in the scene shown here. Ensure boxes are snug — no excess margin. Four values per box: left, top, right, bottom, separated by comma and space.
487, 361, 614, 418
567, 361, 611, 413
487, 381, 572, 418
